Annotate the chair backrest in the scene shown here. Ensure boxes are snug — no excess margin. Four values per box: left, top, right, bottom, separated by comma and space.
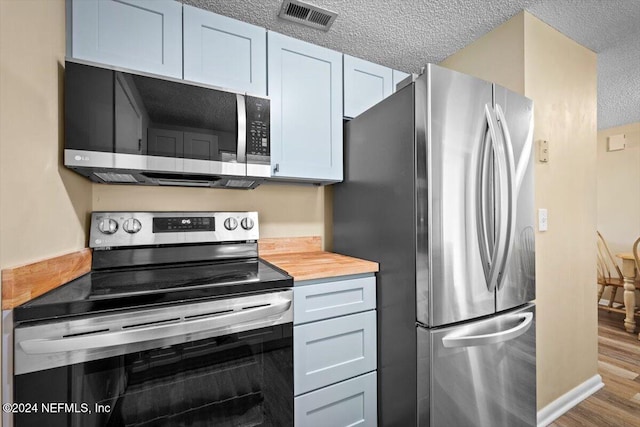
597, 231, 624, 282
633, 236, 640, 273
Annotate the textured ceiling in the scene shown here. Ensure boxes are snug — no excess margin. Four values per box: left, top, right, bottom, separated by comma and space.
184, 0, 640, 129
527, 0, 640, 129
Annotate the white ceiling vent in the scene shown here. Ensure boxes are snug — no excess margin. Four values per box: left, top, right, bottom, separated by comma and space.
278, 0, 337, 31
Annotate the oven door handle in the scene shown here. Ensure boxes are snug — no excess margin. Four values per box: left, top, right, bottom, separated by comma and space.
19, 300, 291, 355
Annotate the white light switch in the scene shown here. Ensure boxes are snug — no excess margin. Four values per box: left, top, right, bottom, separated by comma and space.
538, 208, 548, 232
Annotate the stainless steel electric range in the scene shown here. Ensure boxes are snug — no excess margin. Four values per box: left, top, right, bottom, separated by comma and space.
12, 212, 293, 427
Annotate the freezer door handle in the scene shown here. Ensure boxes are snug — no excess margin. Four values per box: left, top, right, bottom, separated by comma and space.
441, 312, 533, 348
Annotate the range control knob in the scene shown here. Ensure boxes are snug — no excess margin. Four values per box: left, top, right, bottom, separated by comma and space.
98, 218, 118, 235
123, 218, 142, 234
224, 217, 238, 231
241, 217, 254, 230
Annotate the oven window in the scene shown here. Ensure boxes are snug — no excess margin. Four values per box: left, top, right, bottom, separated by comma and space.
14, 324, 292, 427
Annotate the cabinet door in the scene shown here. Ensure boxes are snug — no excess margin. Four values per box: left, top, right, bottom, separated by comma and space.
294, 311, 376, 395
71, 0, 182, 78
343, 55, 393, 118
268, 31, 343, 182
183, 6, 266, 95
295, 372, 377, 427
392, 69, 411, 92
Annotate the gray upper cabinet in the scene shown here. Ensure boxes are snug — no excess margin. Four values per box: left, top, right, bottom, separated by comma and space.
343, 55, 393, 118
268, 31, 343, 183
70, 0, 182, 78
392, 69, 411, 92
183, 5, 267, 95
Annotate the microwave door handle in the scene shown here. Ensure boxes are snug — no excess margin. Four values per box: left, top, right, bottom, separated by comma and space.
236, 94, 247, 164
19, 300, 291, 355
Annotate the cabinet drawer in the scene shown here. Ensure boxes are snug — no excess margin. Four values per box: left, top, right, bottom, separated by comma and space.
294, 311, 376, 395
295, 371, 377, 427
294, 276, 376, 324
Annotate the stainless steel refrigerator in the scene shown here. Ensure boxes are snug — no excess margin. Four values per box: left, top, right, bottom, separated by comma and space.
333, 64, 536, 427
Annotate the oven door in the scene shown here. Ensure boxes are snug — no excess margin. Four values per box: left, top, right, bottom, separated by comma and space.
13, 291, 292, 427
64, 60, 271, 184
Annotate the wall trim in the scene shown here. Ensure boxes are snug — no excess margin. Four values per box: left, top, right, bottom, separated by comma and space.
537, 374, 604, 426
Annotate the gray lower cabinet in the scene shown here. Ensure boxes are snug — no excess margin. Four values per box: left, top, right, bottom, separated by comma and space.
294, 275, 377, 427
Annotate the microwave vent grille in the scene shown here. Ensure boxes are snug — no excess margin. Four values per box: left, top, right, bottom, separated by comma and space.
278, 0, 337, 31
94, 172, 139, 183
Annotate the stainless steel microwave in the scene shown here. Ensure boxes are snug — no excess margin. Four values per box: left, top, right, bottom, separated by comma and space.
64, 60, 270, 189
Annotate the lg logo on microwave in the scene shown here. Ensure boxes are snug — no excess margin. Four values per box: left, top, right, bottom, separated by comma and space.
74, 155, 90, 161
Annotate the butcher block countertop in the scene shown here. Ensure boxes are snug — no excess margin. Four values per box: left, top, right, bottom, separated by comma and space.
259, 236, 379, 282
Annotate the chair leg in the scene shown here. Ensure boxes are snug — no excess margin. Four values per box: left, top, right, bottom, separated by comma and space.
597, 284, 605, 302
609, 286, 618, 308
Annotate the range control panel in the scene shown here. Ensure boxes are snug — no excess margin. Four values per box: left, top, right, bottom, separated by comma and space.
89, 212, 259, 249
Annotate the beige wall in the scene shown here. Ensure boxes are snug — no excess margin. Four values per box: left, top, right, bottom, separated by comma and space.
0, 0, 92, 271
596, 122, 640, 256
525, 12, 598, 408
442, 12, 599, 409
441, 13, 525, 94
92, 184, 329, 244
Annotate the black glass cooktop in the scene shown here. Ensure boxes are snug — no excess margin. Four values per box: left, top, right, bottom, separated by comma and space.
14, 259, 292, 323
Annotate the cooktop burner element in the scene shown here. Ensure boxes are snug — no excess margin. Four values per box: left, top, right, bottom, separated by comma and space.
14, 212, 292, 323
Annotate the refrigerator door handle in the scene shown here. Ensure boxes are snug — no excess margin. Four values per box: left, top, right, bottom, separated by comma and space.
494, 104, 517, 290
483, 104, 507, 293
441, 312, 533, 348
476, 127, 493, 288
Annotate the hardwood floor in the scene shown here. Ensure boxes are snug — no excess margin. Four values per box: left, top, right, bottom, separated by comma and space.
550, 310, 640, 426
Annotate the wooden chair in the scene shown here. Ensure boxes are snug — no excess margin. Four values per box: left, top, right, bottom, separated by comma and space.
634, 236, 640, 278
596, 231, 625, 309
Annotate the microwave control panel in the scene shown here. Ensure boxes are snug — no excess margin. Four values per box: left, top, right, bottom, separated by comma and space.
246, 96, 270, 159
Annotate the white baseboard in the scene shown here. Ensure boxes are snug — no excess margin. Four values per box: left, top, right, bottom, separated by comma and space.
537, 374, 604, 427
